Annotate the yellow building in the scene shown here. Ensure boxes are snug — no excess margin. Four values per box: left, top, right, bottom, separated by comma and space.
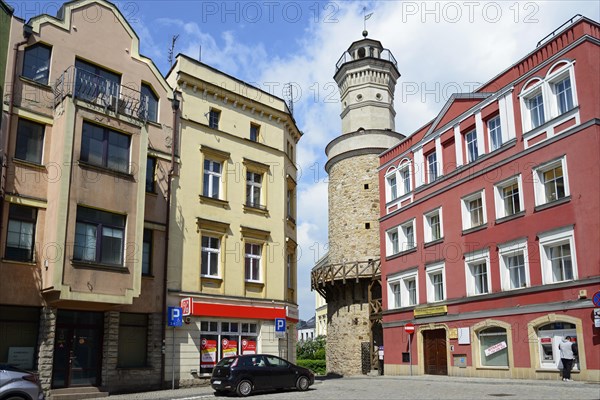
165, 55, 301, 384
314, 254, 329, 337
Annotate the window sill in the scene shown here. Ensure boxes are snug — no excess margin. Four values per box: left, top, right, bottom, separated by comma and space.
462, 224, 487, 236
1, 258, 37, 266
475, 366, 510, 371
245, 280, 264, 287
423, 238, 444, 248
78, 161, 135, 181
142, 274, 154, 279
199, 195, 229, 209
201, 275, 223, 282
535, 368, 579, 373
19, 75, 52, 90
243, 204, 269, 216
145, 190, 158, 197
71, 260, 129, 273
495, 210, 526, 225
286, 216, 296, 229
12, 158, 45, 170
147, 120, 161, 128
534, 196, 571, 212
386, 247, 417, 261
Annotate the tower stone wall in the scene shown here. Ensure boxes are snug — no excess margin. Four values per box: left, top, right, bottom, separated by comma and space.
327, 154, 381, 265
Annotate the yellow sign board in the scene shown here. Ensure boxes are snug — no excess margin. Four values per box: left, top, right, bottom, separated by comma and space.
413, 305, 448, 318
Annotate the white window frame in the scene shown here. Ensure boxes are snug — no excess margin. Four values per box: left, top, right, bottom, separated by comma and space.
427, 152, 438, 183
387, 270, 419, 309
400, 219, 416, 252
385, 167, 398, 202
426, 262, 446, 303
538, 226, 578, 284
461, 190, 487, 231
385, 227, 400, 257
498, 239, 530, 291
546, 63, 578, 118
244, 242, 263, 283
487, 115, 502, 151
494, 175, 524, 220
465, 130, 479, 163
532, 156, 570, 207
399, 162, 411, 196
465, 249, 491, 296
201, 235, 221, 278
246, 171, 264, 208
423, 207, 443, 243
203, 159, 222, 199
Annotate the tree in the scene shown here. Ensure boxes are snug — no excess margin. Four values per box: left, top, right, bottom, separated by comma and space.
297, 336, 326, 360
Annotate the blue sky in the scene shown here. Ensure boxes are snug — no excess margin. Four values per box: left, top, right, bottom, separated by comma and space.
14, 0, 600, 320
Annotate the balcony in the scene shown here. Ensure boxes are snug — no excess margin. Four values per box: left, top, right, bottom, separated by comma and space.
54, 65, 149, 122
311, 259, 381, 298
335, 48, 397, 73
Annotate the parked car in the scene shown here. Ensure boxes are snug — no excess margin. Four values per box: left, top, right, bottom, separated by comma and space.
211, 354, 314, 397
0, 364, 44, 400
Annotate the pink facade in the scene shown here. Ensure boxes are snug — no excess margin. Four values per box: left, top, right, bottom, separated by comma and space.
378, 17, 600, 381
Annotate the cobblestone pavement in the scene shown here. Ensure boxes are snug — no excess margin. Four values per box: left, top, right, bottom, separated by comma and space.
98, 375, 600, 400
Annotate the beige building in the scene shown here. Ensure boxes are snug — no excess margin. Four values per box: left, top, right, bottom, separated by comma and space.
314, 254, 328, 337
0, 0, 173, 397
165, 55, 301, 385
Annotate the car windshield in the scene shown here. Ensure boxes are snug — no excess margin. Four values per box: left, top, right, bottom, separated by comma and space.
216, 357, 237, 367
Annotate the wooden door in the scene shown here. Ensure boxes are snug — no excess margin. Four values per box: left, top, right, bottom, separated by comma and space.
423, 329, 447, 375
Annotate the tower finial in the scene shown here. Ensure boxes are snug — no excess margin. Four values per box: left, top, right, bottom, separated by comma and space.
363, 7, 373, 36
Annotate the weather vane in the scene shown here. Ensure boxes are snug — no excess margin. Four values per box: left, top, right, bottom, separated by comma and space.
363, 7, 373, 37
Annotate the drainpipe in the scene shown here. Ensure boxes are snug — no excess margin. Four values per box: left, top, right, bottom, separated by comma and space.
0, 24, 32, 254
160, 90, 180, 388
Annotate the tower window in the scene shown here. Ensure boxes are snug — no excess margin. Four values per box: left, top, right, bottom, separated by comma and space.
365, 223, 371, 229
364, 184, 369, 190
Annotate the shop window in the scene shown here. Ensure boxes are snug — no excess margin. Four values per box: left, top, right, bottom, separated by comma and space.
478, 327, 508, 367
0, 306, 40, 369
536, 322, 578, 370
117, 313, 148, 368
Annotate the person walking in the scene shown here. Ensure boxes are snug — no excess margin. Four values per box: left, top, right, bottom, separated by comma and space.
559, 336, 576, 381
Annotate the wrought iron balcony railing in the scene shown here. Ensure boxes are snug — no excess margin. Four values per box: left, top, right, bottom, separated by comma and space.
54, 66, 149, 122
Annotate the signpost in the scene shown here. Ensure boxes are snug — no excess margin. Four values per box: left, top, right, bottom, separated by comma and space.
275, 318, 286, 338
168, 307, 183, 390
593, 291, 600, 307
405, 323, 415, 376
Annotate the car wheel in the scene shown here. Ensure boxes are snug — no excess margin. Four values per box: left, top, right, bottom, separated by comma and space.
296, 375, 310, 391
236, 379, 253, 397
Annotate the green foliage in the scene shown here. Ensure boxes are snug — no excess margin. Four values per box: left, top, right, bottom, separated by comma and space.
296, 359, 326, 375
296, 335, 326, 360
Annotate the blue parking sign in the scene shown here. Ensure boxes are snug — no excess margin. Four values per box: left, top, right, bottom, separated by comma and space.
275, 318, 286, 332
168, 307, 183, 327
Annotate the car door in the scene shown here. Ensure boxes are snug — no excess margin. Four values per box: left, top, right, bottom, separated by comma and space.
263, 355, 295, 388
246, 355, 270, 390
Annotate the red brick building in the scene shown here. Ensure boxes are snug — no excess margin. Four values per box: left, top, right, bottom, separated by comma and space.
378, 16, 599, 381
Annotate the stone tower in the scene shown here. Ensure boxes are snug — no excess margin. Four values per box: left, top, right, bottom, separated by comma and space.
312, 32, 405, 376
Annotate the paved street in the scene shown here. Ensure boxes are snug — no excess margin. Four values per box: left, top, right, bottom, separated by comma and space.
99, 375, 600, 400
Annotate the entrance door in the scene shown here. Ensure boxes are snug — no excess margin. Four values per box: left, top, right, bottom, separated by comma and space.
52, 311, 103, 388
423, 329, 447, 375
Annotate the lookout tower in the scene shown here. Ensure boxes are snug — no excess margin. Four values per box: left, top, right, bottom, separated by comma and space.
312, 32, 405, 375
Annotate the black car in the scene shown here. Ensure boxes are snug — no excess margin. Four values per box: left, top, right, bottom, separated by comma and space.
210, 354, 314, 397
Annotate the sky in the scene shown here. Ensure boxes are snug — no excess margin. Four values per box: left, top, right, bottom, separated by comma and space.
12, 0, 600, 320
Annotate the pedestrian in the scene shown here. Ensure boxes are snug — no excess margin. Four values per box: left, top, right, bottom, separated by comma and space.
559, 336, 576, 381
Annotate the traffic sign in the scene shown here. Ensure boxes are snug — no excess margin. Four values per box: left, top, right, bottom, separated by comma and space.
168, 307, 183, 327
275, 318, 286, 332
593, 291, 600, 307
404, 323, 415, 334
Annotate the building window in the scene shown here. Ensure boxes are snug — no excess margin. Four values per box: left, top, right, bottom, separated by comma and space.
74, 206, 125, 266
478, 327, 509, 367
426, 262, 445, 303
209, 109, 220, 129
494, 176, 523, 219
554, 76, 573, 115
424, 208, 442, 243
465, 130, 478, 163
388, 271, 418, 309
201, 236, 220, 277
427, 152, 438, 182
74, 59, 120, 102
499, 240, 529, 291
287, 253, 293, 289
462, 190, 486, 230
0, 306, 40, 370
465, 250, 490, 296
22, 43, 51, 84
245, 243, 262, 282
246, 172, 263, 209
537, 322, 578, 370
539, 227, 577, 284
80, 122, 130, 173
146, 157, 156, 193
140, 83, 159, 123
250, 124, 260, 142
15, 119, 44, 164
386, 172, 398, 201
5, 204, 37, 262
386, 228, 399, 256
203, 159, 222, 199
527, 92, 545, 129
142, 229, 152, 276
117, 313, 148, 368
488, 116, 502, 151
401, 220, 416, 251
400, 166, 411, 195
533, 157, 569, 207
